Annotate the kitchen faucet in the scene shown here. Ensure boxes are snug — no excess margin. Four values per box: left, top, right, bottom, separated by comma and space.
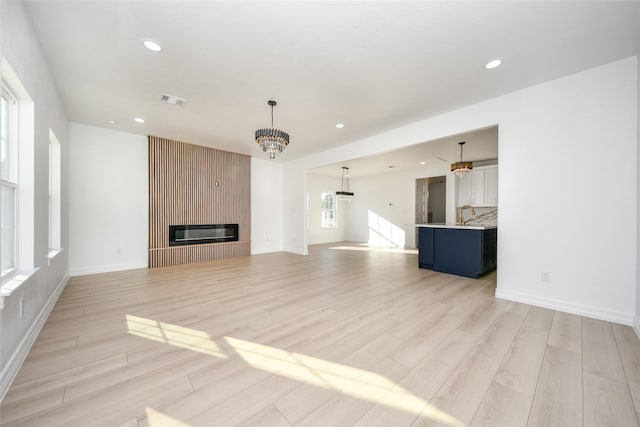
458, 205, 476, 225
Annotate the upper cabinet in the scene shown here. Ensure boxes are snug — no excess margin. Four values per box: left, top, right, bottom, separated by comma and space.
484, 166, 498, 206
456, 165, 498, 207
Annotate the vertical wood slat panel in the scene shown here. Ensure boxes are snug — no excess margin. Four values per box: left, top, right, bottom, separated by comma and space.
148, 135, 251, 268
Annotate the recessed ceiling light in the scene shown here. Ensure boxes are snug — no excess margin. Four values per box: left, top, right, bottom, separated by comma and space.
134, 117, 145, 123
108, 120, 117, 125
420, 161, 426, 165
336, 123, 344, 129
143, 39, 163, 53
485, 59, 502, 70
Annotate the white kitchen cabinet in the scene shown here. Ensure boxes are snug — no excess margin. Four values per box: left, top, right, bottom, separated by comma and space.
456, 165, 498, 207
471, 169, 486, 206
456, 173, 473, 206
484, 166, 498, 206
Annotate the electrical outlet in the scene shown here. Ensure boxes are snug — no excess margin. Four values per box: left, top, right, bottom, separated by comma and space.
541, 272, 551, 282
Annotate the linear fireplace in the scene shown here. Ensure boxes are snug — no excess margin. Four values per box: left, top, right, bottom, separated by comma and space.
169, 224, 239, 246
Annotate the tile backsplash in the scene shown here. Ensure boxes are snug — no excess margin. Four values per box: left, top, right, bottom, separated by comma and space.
466, 207, 497, 225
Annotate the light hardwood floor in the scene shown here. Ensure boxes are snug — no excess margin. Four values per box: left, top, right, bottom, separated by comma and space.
2, 243, 639, 427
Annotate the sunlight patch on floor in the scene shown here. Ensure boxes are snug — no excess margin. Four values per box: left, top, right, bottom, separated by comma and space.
144, 407, 189, 427
225, 336, 464, 426
125, 315, 227, 359
126, 317, 462, 426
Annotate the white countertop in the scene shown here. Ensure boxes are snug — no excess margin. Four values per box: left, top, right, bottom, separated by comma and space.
414, 223, 497, 230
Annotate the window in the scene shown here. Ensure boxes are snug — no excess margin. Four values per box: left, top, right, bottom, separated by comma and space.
49, 130, 61, 251
1, 61, 35, 283
1, 83, 18, 277
321, 192, 336, 228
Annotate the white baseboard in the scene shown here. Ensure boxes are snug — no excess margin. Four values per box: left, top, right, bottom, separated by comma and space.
633, 316, 640, 340
495, 288, 634, 326
0, 272, 69, 402
283, 246, 308, 256
251, 246, 284, 255
69, 262, 147, 277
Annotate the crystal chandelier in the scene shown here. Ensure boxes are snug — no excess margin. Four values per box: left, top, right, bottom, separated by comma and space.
451, 141, 473, 177
255, 100, 290, 160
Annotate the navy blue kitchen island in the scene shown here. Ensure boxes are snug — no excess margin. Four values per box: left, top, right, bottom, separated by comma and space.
416, 224, 497, 279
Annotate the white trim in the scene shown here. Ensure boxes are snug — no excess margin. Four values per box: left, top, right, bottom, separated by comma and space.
320, 192, 337, 229
284, 246, 308, 256
0, 272, 69, 401
0, 268, 38, 310
47, 248, 64, 267
495, 288, 634, 326
633, 315, 640, 340
47, 249, 63, 260
69, 262, 147, 277
251, 246, 285, 255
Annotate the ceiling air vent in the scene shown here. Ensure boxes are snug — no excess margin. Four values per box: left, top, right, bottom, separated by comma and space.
160, 94, 186, 106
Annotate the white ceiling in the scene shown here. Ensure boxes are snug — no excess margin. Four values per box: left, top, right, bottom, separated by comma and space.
310, 125, 498, 178
24, 1, 640, 162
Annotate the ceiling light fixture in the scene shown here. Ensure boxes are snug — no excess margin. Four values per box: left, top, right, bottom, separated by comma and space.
255, 100, 290, 160
134, 117, 145, 123
420, 161, 426, 165
485, 59, 502, 69
143, 39, 163, 52
337, 166, 354, 200
451, 141, 473, 177
160, 93, 186, 106
108, 120, 117, 125
336, 123, 344, 129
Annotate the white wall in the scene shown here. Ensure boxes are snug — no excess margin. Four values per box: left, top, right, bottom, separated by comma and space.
251, 157, 284, 254
283, 168, 307, 255
307, 173, 347, 245
496, 58, 637, 325
68, 123, 148, 275
0, 1, 70, 399
1, 4, 4, 401
284, 56, 638, 325
636, 53, 640, 337
67, 127, 286, 269
346, 164, 455, 248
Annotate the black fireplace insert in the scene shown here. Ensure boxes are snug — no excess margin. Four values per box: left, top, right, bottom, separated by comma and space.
169, 224, 239, 246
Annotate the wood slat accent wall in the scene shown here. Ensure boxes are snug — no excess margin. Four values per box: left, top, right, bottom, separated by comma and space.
148, 135, 251, 268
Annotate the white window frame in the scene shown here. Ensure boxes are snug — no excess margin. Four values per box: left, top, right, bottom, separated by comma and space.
1, 83, 18, 279
321, 192, 337, 228
1, 60, 37, 308
49, 129, 61, 252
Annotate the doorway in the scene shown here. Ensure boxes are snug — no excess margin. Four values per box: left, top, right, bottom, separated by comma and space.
415, 176, 446, 246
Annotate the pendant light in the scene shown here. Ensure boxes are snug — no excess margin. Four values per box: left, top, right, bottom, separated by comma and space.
255, 100, 290, 160
451, 141, 473, 177
336, 166, 354, 200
